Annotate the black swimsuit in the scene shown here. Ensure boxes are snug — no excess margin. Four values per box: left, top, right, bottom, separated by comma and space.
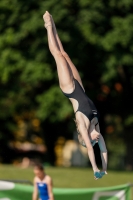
62, 79, 99, 121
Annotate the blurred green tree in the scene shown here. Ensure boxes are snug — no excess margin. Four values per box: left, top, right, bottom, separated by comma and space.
0, 0, 133, 168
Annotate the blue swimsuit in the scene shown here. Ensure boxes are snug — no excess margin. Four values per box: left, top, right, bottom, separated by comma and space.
37, 182, 49, 200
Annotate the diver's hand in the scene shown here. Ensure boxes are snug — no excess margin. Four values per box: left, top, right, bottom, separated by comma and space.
90, 131, 100, 141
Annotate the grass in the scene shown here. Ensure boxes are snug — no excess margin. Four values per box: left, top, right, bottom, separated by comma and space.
0, 165, 133, 199
0, 165, 133, 188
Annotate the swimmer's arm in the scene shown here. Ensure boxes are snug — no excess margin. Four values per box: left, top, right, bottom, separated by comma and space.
96, 124, 108, 173
98, 135, 108, 172
80, 125, 99, 172
32, 178, 38, 200
47, 177, 54, 200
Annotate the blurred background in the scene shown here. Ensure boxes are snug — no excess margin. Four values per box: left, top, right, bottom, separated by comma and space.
0, 0, 133, 173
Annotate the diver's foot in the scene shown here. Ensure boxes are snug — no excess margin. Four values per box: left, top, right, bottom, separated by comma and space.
43, 11, 52, 29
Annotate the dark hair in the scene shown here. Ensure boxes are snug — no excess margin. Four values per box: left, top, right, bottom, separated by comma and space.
34, 163, 44, 171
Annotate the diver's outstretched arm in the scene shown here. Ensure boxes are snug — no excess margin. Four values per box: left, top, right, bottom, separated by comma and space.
77, 121, 100, 173
96, 124, 108, 173
99, 136, 108, 172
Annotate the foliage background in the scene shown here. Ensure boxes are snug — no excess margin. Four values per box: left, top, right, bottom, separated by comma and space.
0, 0, 133, 169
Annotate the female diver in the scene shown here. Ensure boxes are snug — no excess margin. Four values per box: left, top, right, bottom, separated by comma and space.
43, 11, 107, 180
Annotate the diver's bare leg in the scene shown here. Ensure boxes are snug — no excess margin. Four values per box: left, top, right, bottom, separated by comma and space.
43, 11, 74, 93
51, 15, 84, 90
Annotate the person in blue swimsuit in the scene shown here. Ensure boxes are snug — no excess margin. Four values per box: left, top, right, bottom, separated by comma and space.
32, 164, 54, 200
43, 11, 108, 180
